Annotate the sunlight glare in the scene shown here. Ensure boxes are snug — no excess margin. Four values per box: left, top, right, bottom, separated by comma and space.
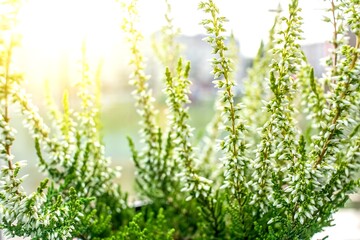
19, 0, 121, 58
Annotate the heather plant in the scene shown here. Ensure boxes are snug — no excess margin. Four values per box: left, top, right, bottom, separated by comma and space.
122, 1, 201, 238
0, 0, 135, 238
123, 0, 360, 239
0, 0, 163, 239
0, 0, 359, 239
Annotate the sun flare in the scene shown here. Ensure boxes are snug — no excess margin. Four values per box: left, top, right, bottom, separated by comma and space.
19, 0, 121, 58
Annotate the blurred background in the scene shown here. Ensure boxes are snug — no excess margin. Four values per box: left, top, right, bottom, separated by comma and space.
4, 0, 360, 239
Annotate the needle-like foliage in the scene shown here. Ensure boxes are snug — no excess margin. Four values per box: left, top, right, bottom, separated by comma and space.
1, 0, 360, 239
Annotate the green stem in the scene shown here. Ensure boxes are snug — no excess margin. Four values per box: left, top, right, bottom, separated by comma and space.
4, 37, 14, 171
314, 34, 360, 167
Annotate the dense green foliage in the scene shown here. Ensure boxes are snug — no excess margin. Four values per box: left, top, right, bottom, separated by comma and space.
0, 0, 360, 239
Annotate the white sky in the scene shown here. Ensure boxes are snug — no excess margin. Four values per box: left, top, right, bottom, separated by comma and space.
136, 0, 332, 56
19, 0, 332, 58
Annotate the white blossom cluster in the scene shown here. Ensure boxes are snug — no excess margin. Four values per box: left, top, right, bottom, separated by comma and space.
122, 0, 167, 200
